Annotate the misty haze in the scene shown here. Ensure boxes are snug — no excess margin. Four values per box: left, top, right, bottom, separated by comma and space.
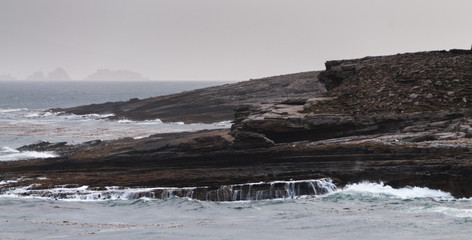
1, 1, 472, 239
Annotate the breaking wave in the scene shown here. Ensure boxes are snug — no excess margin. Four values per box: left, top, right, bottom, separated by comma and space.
2, 179, 466, 204
419, 206, 472, 218
0, 178, 337, 202
326, 181, 455, 200
0, 146, 58, 161
0, 108, 28, 113
0, 108, 232, 147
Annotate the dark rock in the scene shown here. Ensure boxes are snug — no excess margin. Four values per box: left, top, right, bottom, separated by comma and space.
280, 98, 308, 105
232, 131, 275, 148
54, 71, 324, 123
318, 62, 357, 91
312, 50, 472, 114
17, 141, 67, 152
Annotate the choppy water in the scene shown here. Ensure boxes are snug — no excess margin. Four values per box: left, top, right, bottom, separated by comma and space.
0, 108, 230, 161
0, 81, 231, 161
1, 81, 472, 239
0, 81, 228, 109
1, 181, 472, 239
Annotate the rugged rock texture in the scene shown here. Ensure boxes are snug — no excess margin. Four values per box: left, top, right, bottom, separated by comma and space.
55, 71, 323, 123
315, 50, 472, 114
3, 128, 472, 198
233, 50, 472, 143
2, 50, 472, 199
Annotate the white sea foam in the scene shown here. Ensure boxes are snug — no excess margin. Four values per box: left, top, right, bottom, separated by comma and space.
0, 179, 337, 202
1, 179, 462, 202
338, 181, 454, 199
117, 119, 134, 123
117, 118, 232, 127
0, 146, 58, 161
118, 119, 180, 125
60, 113, 115, 120
424, 206, 472, 218
0, 108, 28, 113
0, 178, 21, 186
133, 135, 150, 139
0, 185, 197, 201
0, 109, 231, 147
140, 119, 165, 124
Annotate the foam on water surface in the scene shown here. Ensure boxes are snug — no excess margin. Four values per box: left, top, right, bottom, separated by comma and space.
2, 178, 466, 203
0, 108, 232, 150
0, 146, 58, 161
0, 179, 337, 202
0, 108, 28, 113
336, 181, 454, 200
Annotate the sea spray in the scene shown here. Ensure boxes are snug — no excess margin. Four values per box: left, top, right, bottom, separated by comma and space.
0, 146, 58, 161
0, 179, 337, 201
204, 178, 337, 201
0, 108, 231, 149
324, 181, 456, 202
2, 179, 467, 202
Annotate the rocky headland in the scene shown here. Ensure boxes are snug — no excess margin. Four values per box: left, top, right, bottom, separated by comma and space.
2, 49, 472, 200
55, 71, 322, 123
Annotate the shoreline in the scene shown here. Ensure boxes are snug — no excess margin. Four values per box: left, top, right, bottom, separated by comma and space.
2, 49, 472, 199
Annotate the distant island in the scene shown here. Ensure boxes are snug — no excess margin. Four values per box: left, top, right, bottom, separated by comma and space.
0, 74, 17, 81
84, 69, 150, 81
0, 68, 149, 81
25, 68, 71, 81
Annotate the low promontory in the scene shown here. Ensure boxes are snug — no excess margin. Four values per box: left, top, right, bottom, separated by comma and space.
2, 49, 472, 200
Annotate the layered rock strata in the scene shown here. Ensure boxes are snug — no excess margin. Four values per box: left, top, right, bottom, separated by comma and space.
2, 50, 472, 199
55, 71, 322, 123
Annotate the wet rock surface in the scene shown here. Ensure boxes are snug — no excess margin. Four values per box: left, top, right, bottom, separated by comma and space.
2, 50, 472, 199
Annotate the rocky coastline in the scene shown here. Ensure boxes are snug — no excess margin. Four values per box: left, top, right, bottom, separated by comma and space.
2, 49, 472, 200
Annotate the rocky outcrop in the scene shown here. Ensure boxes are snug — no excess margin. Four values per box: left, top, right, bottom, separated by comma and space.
24, 68, 72, 81
2, 50, 472, 199
313, 50, 471, 114
25, 71, 46, 81
3, 127, 472, 198
233, 50, 472, 143
226, 49, 472, 196
47, 68, 71, 81
54, 71, 323, 123
0, 74, 17, 81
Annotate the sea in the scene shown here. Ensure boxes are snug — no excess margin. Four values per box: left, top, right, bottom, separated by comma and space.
1, 81, 472, 239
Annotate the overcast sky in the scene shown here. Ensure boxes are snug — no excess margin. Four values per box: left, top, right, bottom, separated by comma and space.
1, 0, 471, 81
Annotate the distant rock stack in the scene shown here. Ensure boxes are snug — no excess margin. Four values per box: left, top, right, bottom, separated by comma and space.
24, 68, 71, 81
25, 71, 46, 81
47, 68, 71, 81
0, 74, 17, 81
84, 69, 149, 81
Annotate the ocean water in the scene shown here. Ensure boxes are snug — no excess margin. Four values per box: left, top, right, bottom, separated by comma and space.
1, 81, 472, 239
0, 81, 232, 160
0, 81, 229, 109
1, 182, 472, 239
